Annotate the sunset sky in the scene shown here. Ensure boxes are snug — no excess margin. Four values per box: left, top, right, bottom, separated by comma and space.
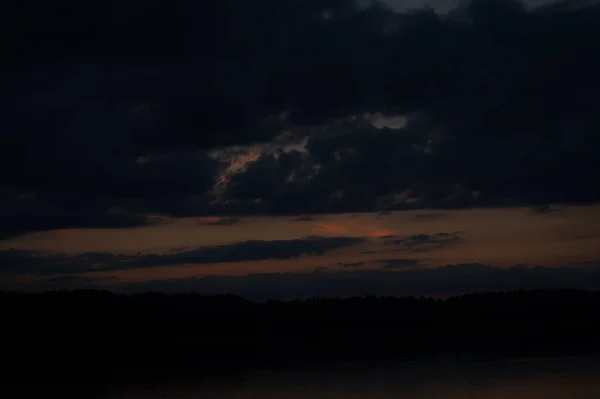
2, 0, 600, 298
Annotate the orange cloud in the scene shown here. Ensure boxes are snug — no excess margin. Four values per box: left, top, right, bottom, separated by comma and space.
370, 229, 395, 238
314, 222, 346, 235
313, 219, 395, 238
214, 151, 261, 191
230, 152, 260, 171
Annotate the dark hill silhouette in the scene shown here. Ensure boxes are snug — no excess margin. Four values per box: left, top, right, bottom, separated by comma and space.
3, 289, 600, 381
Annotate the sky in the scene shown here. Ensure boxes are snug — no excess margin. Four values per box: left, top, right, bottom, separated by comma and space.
2, 0, 600, 298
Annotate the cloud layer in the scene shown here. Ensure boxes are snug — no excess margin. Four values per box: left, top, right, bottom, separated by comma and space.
3, 0, 600, 236
0, 236, 364, 275
7, 264, 600, 300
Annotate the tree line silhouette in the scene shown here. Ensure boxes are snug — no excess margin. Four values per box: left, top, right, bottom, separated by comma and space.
3, 289, 600, 380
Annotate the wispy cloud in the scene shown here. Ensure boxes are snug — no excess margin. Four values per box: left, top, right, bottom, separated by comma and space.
382, 232, 464, 253
293, 216, 317, 222
206, 216, 243, 226
337, 261, 367, 268
77, 264, 600, 300
0, 236, 365, 276
377, 258, 424, 269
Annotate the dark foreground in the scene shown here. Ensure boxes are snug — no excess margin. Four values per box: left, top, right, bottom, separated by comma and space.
3, 290, 600, 381
8, 355, 600, 399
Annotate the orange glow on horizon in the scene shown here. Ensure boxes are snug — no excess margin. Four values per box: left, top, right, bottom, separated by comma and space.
2, 205, 600, 285
314, 222, 346, 235
313, 220, 396, 238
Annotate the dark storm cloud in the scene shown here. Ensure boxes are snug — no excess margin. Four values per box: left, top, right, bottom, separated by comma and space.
218, 0, 600, 213
2, 0, 600, 230
0, 146, 220, 238
95, 264, 600, 299
0, 189, 157, 239
0, 236, 364, 276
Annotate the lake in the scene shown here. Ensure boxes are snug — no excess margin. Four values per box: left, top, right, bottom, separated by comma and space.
22, 356, 600, 398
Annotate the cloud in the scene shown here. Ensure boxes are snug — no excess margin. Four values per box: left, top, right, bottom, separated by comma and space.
0, 191, 158, 239
118, 237, 365, 271
205, 216, 243, 226
2, 0, 600, 230
382, 231, 463, 252
530, 204, 555, 215
0, 148, 219, 238
0, 236, 365, 276
293, 216, 318, 222
0, 249, 123, 276
337, 261, 367, 268
414, 213, 446, 220
377, 258, 424, 269
377, 235, 399, 239
0, 274, 119, 293
8, 261, 600, 299
93, 264, 600, 299
213, 1, 600, 214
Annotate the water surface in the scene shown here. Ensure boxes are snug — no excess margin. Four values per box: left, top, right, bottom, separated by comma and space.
33, 356, 600, 398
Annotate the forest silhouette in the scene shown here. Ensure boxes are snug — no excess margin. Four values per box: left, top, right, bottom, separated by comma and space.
3, 289, 600, 381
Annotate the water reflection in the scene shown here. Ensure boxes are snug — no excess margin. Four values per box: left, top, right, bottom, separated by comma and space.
50, 356, 600, 398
